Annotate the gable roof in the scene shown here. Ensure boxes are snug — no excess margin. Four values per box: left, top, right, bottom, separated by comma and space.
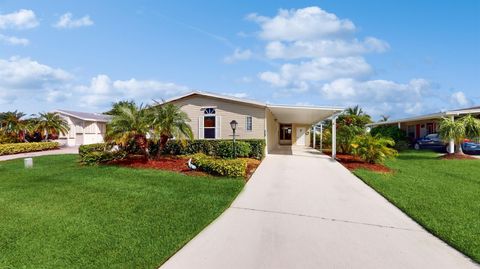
163, 91, 267, 107
56, 109, 111, 122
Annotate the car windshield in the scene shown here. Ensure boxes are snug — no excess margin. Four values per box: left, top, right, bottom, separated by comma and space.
425, 134, 438, 139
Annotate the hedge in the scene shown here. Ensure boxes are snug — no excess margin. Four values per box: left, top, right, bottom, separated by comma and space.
0, 142, 59, 156
191, 153, 247, 177
81, 150, 127, 165
79, 143, 110, 157
155, 139, 265, 159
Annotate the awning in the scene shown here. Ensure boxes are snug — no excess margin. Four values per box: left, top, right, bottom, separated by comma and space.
267, 105, 344, 125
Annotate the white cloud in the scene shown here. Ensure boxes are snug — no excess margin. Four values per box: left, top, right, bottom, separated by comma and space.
0, 57, 72, 88
247, 7, 355, 41
260, 57, 371, 88
450, 91, 471, 107
77, 76, 189, 107
0, 34, 29, 46
54, 13, 94, 29
320, 78, 434, 116
265, 37, 389, 59
0, 9, 38, 29
224, 48, 252, 63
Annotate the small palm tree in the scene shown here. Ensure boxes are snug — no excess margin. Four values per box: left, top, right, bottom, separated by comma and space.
379, 115, 390, 122
150, 102, 193, 157
34, 112, 70, 141
0, 111, 28, 141
438, 117, 466, 154
346, 105, 365, 116
351, 134, 397, 164
106, 103, 151, 157
461, 114, 480, 141
104, 100, 136, 116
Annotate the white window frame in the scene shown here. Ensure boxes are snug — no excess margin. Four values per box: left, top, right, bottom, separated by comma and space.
245, 115, 253, 132
200, 107, 220, 139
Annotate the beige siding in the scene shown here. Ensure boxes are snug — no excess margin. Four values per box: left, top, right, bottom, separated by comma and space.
170, 95, 266, 140
266, 108, 279, 152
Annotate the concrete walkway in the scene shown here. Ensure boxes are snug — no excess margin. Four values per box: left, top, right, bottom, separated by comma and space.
161, 146, 478, 269
0, 146, 78, 161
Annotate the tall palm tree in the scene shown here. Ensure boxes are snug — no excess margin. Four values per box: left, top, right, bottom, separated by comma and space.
104, 100, 136, 116
0, 111, 28, 141
34, 112, 70, 141
439, 114, 480, 155
150, 102, 193, 157
346, 105, 365, 116
106, 103, 151, 157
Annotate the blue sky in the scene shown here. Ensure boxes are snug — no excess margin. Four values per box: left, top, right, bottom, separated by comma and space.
0, 0, 479, 120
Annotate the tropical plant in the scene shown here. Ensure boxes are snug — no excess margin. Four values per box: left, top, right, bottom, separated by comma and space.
106, 103, 151, 157
370, 125, 409, 150
104, 100, 137, 116
379, 115, 390, 122
150, 102, 193, 157
439, 115, 480, 154
346, 105, 366, 116
0, 111, 28, 141
351, 134, 398, 164
34, 112, 70, 141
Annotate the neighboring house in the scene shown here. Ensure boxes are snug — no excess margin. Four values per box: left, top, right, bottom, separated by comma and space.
164, 91, 344, 154
367, 106, 480, 153
56, 110, 111, 146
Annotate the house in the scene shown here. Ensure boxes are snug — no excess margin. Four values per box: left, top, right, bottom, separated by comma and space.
164, 91, 344, 156
56, 110, 111, 146
366, 105, 480, 153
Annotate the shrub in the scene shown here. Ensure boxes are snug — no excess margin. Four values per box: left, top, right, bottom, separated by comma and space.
0, 142, 59, 156
191, 153, 247, 177
216, 141, 251, 158
351, 134, 398, 164
150, 139, 266, 159
370, 125, 409, 150
0, 133, 19, 144
79, 143, 109, 157
80, 150, 127, 166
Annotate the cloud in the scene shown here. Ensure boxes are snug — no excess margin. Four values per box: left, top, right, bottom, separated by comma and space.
224, 48, 252, 63
259, 57, 372, 87
76, 75, 189, 107
0, 57, 72, 88
320, 78, 434, 116
265, 37, 389, 59
0, 34, 29, 46
0, 9, 38, 29
247, 7, 355, 41
54, 13, 94, 29
450, 91, 471, 107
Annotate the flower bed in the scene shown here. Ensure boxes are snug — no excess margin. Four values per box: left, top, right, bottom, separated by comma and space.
323, 150, 391, 173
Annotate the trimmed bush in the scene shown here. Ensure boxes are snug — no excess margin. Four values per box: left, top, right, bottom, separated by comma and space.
0, 142, 59, 156
151, 139, 265, 159
79, 143, 109, 157
81, 150, 127, 166
0, 133, 19, 144
191, 153, 247, 177
216, 141, 251, 158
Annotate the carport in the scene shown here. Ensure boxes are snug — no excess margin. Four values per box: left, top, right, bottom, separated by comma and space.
265, 104, 344, 159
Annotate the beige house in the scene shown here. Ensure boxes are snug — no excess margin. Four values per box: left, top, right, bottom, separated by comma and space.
165, 91, 344, 155
56, 110, 111, 146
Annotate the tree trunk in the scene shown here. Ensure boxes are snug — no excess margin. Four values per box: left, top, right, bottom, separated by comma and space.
134, 135, 149, 159
455, 141, 464, 155
156, 135, 169, 158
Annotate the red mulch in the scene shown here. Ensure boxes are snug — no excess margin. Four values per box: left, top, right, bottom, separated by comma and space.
323, 150, 391, 173
110, 156, 210, 177
440, 153, 477, 160
244, 158, 261, 181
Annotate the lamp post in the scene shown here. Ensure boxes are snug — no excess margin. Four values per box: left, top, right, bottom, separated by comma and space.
230, 120, 238, 158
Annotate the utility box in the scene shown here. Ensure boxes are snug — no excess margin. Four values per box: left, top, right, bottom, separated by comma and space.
24, 158, 33, 169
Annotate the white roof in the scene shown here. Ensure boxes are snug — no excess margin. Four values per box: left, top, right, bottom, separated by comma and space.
55, 109, 111, 122
367, 105, 480, 127
165, 91, 344, 124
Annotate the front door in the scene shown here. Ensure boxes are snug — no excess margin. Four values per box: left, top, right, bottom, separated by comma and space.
296, 127, 306, 146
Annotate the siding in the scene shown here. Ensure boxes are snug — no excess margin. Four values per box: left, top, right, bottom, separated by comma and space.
170, 95, 266, 140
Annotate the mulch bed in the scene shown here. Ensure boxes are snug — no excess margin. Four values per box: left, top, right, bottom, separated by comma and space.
323, 150, 391, 173
440, 153, 477, 160
109, 155, 262, 179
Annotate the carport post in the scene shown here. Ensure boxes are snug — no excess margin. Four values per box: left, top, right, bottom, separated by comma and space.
320, 124, 323, 152
449, 115, 455, 154
332, 116, 337, 160
312, 126, 316, 149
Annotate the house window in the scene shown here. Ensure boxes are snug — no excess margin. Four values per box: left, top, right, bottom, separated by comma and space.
246, 116, 253, 131
204, 108, 216, 115
203, 107, 216, 139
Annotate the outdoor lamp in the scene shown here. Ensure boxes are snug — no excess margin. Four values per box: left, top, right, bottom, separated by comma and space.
230, 120, 238, 131
230, 120, 238, 158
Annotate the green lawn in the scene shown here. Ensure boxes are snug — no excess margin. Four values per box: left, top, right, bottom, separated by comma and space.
0, 155, 244, 269
354, 150, 480, 263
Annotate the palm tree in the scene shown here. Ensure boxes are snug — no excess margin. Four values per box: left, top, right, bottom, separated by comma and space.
104, 100, 136, 116
34, 112, 70, 141
346, 105, 365, 116
106, 103, 151, 157
438, 117, 466, 154
150, 102, 193, 157
0, 111, 28, 141
379, 115, 390, 122
461, 114, 480, 141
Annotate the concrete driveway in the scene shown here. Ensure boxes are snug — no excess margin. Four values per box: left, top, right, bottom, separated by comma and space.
161, 147, 478, 269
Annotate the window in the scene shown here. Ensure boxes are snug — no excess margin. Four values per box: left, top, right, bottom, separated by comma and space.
204, 116, 216, 139
246, 116, 253, 131
204, 108, 216, 115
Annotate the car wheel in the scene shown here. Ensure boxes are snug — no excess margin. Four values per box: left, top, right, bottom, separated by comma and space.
414, 143, 420, 150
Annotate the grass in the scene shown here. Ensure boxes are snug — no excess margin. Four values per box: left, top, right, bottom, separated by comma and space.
353, 150, 480, 263
0, 155, 244, 269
